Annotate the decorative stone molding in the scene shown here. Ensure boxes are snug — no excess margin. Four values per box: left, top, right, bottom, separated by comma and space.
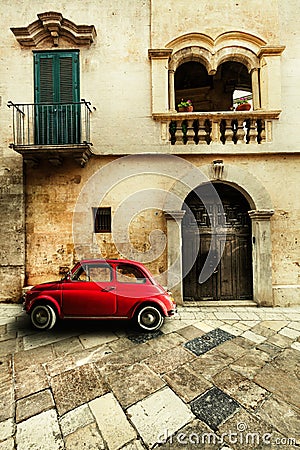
148, 49, 173, 59
11, 12, 96, 47
150, 31, 285, 113
166, 31, 268, 54
12, 143, 93, 168
164, 210, 186, 221
257, 46, 286, 58
248, 209, 275, 220
212, 160, 224, 180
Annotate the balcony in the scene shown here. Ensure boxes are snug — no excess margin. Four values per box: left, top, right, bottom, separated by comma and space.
8, 100, 93, 167
153, 110, 281, 151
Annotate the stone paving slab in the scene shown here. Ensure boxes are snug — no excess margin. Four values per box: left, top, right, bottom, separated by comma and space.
107, 362, 165, 408
90, 393, 137, 450
16, 388, 55, 423
15, 364, 49, 400
190, 386, 240, 431
16, 410, 64, 450
145, 345, 195, 374
51, 363, 109, 415
254, 363, 300, 409
64, 423, 105, 450
127, 387, 194, 448
163, 364, 212, 402
156, 419, 221, 450
59, 404, 94, 437
0, 382, 14, 422
184, 328, 235, 356
212, 367, 270, 411
1, 304, 300, 449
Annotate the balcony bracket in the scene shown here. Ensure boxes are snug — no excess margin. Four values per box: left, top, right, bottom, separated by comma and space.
10, 143, 93, 168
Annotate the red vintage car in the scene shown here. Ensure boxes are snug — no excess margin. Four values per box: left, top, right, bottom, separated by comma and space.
23, 259, 176, 332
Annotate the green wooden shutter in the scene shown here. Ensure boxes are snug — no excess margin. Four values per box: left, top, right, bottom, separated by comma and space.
34, 51, 80, 144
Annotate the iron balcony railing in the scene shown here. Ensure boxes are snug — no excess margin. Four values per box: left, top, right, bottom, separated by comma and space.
8, 100, 92, 146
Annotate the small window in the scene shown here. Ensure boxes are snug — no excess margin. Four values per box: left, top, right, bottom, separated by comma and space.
93, 207, 111, 233
116, 264, 146, 284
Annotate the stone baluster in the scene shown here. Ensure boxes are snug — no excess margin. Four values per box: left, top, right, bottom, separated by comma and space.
261, 120, 267, 143
211, 120, 220, 143
222, 120, 233, 144
235, 119, 246, 144
198, 119, 207, 144
185, 119, 196, 144
175, 121, 183, 144
247, 118, 258, 143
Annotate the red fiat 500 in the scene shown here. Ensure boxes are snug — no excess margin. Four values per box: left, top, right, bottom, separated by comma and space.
23, 259, 176, 332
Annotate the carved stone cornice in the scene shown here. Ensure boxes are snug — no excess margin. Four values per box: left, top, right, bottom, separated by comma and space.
164, 210, 186, 221
11, 12, 96, 47
248, 210, 275, 220
257, 46, 285, 58
148, 49, 173, 60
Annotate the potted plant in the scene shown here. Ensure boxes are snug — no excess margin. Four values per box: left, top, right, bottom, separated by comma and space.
235, 97, 251, 111
178, 99, 193, 112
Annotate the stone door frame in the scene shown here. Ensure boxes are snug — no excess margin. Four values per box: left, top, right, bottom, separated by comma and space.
164, 163, 274, 306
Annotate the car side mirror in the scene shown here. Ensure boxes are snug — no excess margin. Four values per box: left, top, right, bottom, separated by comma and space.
62, 271, 72, 281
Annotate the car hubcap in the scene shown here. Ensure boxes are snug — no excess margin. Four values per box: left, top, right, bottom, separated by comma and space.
142, 311, 157, 326
35, 310, 48, 325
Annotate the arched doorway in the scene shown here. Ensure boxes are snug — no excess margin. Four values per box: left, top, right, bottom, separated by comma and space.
182, 183, 253, 301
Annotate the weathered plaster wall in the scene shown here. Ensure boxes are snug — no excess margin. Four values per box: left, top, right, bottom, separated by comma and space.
23, 153, 300, 305
151, 0, 280, 47
0, 0, 299, 304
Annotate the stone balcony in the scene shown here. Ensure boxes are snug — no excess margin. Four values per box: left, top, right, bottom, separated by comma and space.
7, 100, 93, 167
152, 110, 281, 151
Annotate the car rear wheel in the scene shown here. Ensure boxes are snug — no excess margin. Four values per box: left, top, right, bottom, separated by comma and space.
30, 304, 56, 330
136, 305, 164, 331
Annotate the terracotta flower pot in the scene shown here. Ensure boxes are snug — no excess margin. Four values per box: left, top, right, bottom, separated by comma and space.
186, 106, 193, 112
178, 107, 185, 112
236, 103, 251, 111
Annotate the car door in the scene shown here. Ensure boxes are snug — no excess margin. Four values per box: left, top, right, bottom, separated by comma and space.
115, 263, 152, 316
62, 262, 117, 317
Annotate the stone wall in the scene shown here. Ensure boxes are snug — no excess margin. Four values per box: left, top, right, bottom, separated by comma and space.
0, 0, 299, 304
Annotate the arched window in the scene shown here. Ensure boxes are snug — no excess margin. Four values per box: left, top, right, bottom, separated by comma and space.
149, 32, 285, 114
175, 60, 252, 112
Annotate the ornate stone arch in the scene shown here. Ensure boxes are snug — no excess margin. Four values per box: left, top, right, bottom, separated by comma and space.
167, 32, 264, 111
214, 46, 259, 73
169, 46, 214, 74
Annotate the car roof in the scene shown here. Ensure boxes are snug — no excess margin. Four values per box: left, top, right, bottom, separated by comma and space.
79, 259, 144, 266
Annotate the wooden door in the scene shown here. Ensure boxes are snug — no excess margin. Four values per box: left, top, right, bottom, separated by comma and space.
34, 51, 80, 145
182, 184, 252, 301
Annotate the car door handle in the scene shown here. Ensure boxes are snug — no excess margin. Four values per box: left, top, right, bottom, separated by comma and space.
100, 287, 115, 292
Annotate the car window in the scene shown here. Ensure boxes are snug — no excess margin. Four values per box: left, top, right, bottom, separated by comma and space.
89, 266, 112, 282
116, 264, 146, 284
72, 264, 112, 282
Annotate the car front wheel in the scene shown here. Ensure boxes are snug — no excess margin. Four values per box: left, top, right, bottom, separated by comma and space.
136, 305, 164, 331
30, 304, 57, 330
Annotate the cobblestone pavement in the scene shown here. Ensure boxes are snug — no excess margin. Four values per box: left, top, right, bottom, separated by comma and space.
1, 304, 300, 450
